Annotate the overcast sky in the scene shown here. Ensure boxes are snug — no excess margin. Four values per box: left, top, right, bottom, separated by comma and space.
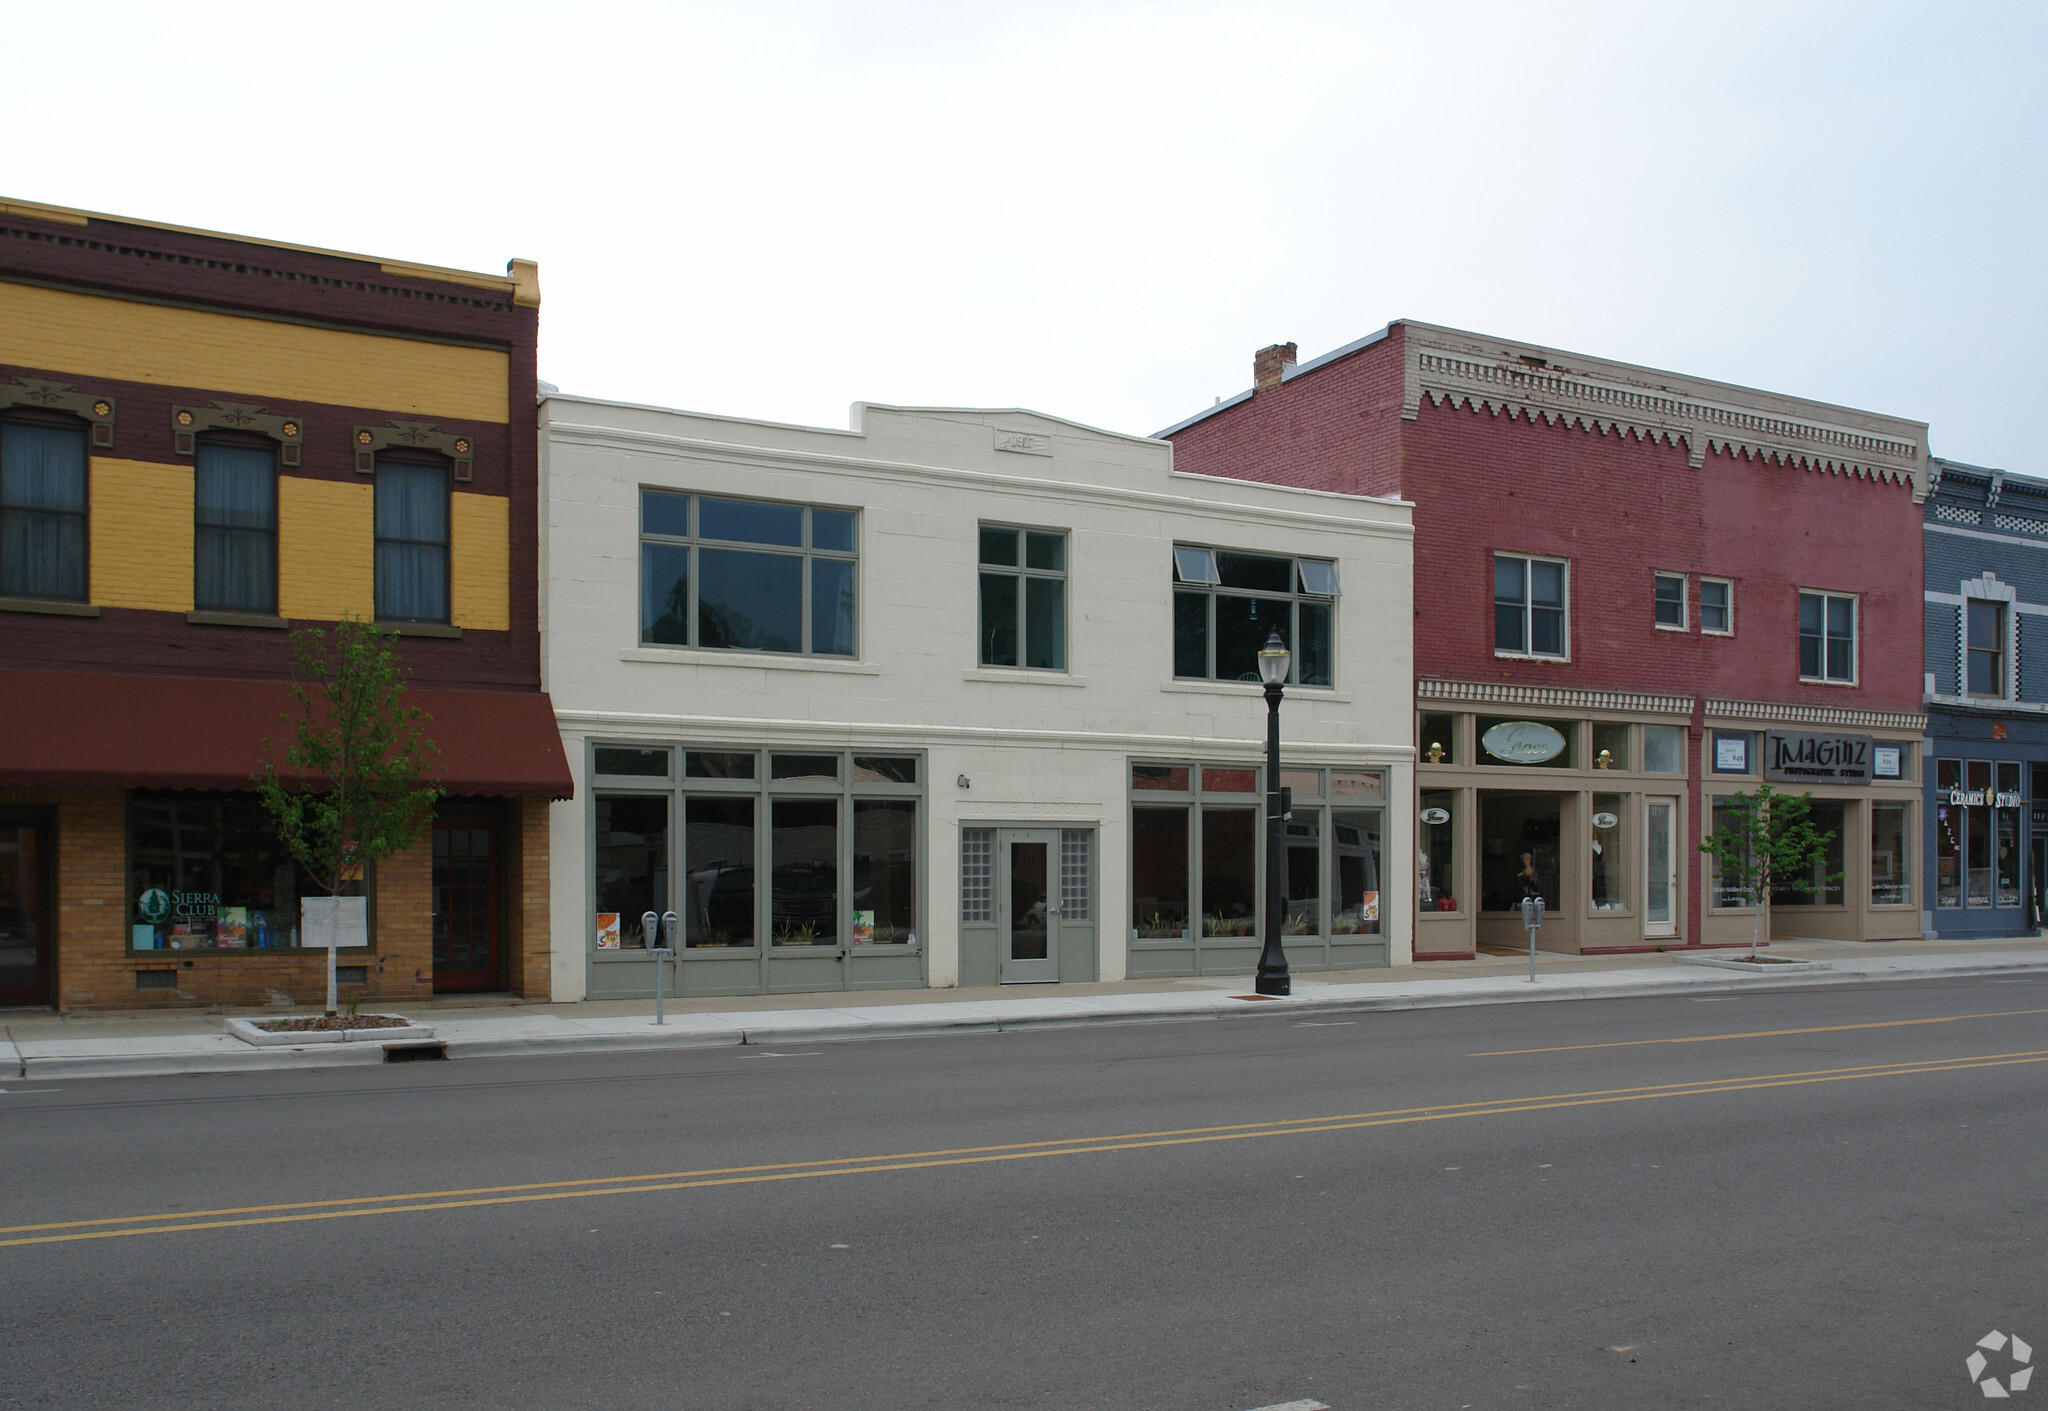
9, 1, 2043, 465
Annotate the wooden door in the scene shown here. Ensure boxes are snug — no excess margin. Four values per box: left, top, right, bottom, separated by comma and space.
0, 821, 51, 1007
433, 822, 499, 992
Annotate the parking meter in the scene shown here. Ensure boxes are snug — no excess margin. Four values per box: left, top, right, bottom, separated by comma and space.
1519, 895, 1544, 982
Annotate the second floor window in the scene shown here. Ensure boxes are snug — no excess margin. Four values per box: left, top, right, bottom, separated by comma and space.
640, 490, 857, 656
374, 453, 450, 624
1495, 553, 1566, 658
1967, 599, 2006, 696
1700, 578, 1733, 634
1172, 545, 1336, 686
193, 439, 277, 616
1653, 572, 1686, 628
978, 524, 1067, 670
1798, 590, 1856, 683
0, 417, 89, 602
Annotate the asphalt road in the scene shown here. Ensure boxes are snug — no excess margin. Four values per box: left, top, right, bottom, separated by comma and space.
4, 976, 2046, 1410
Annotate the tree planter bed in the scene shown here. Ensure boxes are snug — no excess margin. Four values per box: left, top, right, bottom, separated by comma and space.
1670, 953, 1831, 975
224, 1016, 437, 1047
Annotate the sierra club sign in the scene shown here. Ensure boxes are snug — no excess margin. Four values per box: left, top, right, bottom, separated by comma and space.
1764, 730, 1872, 784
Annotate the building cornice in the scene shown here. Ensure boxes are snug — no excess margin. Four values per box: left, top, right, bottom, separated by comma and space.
1417, 678, 1693, 716
1704, 697, 1925, 733
1400, 322, 1929, 501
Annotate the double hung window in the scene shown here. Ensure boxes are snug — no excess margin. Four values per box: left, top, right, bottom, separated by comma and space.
1494, 553, 1566, 657
1653, 573, 1686, 628
1171, 546, 1337, 686
0, 417, 89, 601
374, 453, 450, 624
1700, 578, 1733, 634
979, 524, 1066, 670
1967, 600, 2006, 696
640, 491, 857, 656
194, 438, 278, 615
1798, 590, 1856, 683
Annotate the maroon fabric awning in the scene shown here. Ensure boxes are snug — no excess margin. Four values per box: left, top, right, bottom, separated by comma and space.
0, 671, 573, 798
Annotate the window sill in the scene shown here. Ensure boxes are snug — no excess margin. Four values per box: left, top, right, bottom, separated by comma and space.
1702, 629, 1735, 638
964, 668, 1087, 687
380, 622, 462, 639
1160, 679, 1351, 703
1796, 676, 1860, 688
188, 611, 289, 630
0, 597, 98, 617
1494, 650, 1570, 663
1654, 623, 1688, 633
621, 646, 881, 675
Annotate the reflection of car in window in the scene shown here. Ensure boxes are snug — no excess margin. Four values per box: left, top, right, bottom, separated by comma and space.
772, 865, 836, 920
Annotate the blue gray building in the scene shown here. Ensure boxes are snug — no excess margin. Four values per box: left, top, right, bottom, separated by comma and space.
1923, 459, 2048, 937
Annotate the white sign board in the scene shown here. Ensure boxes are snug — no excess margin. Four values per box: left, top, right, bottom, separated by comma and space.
301, 896, 369, 948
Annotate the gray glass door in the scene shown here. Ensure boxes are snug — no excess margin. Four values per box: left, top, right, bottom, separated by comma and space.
1001, 830, 1060, 983
1645, 796, 1677, 937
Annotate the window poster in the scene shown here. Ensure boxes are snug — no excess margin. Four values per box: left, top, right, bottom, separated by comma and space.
1715, 735, 1750, 773
1872, 745, 1902, 779
1361, 891, 1379, 923
852, 910, 875, 945
596, 913, 621, 949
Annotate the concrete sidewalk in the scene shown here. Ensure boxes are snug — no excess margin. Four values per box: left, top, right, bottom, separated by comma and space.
7, 934, 2047, 1081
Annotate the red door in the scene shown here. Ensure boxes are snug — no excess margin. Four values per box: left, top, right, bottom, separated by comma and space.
433, 822, 499, 992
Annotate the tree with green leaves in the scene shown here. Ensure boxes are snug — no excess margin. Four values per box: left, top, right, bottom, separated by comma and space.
1698, 783, 1839, 959
255, 617, 441, 1011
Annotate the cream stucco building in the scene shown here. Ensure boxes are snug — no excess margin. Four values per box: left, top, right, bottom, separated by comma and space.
540, 394, 1414, 1001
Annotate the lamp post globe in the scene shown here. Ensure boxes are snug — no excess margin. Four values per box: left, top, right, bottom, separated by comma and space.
1256, 628, 1292, 997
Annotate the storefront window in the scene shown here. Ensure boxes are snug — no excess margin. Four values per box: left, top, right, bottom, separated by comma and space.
1644, 725, 1685, 774
595, 794, 668, 948
1330, 809, 1382, 934
1591, 794, 1627, 911
853, 800, 917, 944
1419, 789, 1456, 911
1710, 797, 1752, 908
1131, 807, 1190, 936
1201, 808, 1258, 937
1284, 812, 1321, 934
128, 792, 324, 950
1997, 762, 2022, 908
1591, 724, 1629, 773
1968, 760, 1992, 907
1935, 759, 1962, 908
1419, 713, 1457, 765
683, 797, 753, 947
1774, 799, 1845, 907
1871, 802, 1910, 906
771, 799, 838, 945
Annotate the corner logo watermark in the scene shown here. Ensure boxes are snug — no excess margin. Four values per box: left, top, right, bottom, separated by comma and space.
1968, 1331, 2033, 1399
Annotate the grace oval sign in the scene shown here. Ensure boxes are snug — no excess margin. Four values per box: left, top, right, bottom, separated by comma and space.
1419, 807, 1450, 825
1591, 811, 1619, 829
1481, 720, 1568, 764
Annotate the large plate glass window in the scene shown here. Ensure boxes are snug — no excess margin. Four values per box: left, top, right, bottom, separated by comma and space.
1709, 797, 1753, 908
1871, 801, 1911, 906
978, 524, 1067, 670
1798, 590, 1856, 683
1773, 800, 1845, 907
194, 438, 278, 615
1935, 758, 1962, 908
1591, 794, 1628, 911
639, 491, 857, 656
128, 792, 350, 952
1419, 789, 1457, 911
1494, 553, 1567, 658
1171, 545, 1337, 686
0, 417, 89, 602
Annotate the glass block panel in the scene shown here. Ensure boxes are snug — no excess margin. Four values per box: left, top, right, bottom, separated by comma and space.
1060, 830, 1091, 922
961, 829, 993, 924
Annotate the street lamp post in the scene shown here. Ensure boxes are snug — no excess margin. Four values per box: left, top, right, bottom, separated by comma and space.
1256, 628, 1292, 997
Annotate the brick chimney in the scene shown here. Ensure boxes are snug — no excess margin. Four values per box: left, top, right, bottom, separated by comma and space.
1253, 342, 1297, 390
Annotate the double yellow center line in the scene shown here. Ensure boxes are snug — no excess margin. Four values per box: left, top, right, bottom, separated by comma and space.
7, 1047, 2046, 1250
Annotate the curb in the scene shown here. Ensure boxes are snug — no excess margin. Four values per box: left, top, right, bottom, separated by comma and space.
18, 954, 2048, 1080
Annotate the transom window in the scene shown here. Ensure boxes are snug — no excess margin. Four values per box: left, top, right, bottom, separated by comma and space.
1494, 553, 1566, 658
1798, 590, 1856, 683
374, 452, 450, 624
1700, 578, 1733, 634
1653, 572, 1686, 629
1967, 600, 2006, 696
978, 524, 1067, 670
194, 438, 278, 616
0, 416, 89, 602
1171, 545, 1337, 686
640, 491, 857, 656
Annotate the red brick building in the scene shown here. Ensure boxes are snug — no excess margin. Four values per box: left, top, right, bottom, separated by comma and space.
0, 198, 571, 1009
1165, 322, 1928, 955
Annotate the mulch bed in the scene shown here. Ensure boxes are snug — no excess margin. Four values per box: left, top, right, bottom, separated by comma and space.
255, 1014, 413, 1033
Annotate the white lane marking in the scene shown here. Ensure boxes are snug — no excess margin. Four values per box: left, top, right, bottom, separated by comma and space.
752, 1051, 823, 1058
0, 1089, 58, 1096
1245, 1401, 1330, 1411
1294, 1021, 1356, 1027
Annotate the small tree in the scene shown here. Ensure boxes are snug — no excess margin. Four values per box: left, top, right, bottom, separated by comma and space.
255, 617, 441, 1012
1698, 784, 1839, 959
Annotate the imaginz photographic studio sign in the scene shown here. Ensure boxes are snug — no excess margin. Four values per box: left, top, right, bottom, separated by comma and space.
1762, 730, 1891, 785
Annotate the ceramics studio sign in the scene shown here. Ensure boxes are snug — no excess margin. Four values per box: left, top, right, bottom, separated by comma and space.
1763, 730, 1874, 784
